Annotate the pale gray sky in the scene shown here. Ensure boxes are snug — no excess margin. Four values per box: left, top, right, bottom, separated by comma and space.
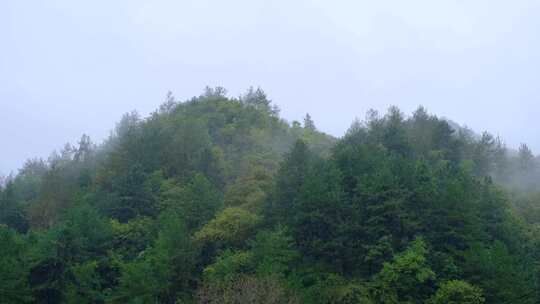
1, 0, 540, 175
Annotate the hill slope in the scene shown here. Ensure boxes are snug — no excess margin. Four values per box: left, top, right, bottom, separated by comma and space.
1, 88, 539, 303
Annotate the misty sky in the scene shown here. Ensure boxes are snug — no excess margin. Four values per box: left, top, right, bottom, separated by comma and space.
1, 0, 540, 175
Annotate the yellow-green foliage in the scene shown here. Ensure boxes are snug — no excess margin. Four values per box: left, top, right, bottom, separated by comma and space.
194, 207, 260, 247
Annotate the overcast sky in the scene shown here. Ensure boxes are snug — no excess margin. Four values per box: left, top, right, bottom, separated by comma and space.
1, 0, 540, 175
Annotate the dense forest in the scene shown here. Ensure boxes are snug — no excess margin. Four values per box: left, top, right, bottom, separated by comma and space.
2, 87, 540, 303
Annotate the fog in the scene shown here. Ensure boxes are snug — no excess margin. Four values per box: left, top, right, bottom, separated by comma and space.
1, 0, 540, 175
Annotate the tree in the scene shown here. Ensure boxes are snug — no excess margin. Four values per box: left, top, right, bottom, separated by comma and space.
370, 237, 436, 303
106, 164, 156, 222
0, 226, 32, 303
429, 280, 484, 304
113, 111, 141, 139
201, 227, 298, 287
0, 181, 30, 233
518, 143, 535, 170
74, 134, 94, 163
202, 249, 253, 285
290, 160, 350, 271
28, 204, 112, 303
3, 89, 540, 303
223, 164, 273, 212
195, 207, 260, 248
159, 173, 222, 231
249, 226, 299, 277
110, 216, 156, 260
381, 106, 409, 156
463, 241, 536, 304
265, 140, 311, 226
303, 113, 316, 131
111, 214, 197, 303
242, 87, 271, 110
472, 132, 496, 177
64, 261, 104, 304
197, 275, 299, 304
203, 86, 228, 99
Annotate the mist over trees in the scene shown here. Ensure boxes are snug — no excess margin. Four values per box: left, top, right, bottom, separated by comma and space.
1, 87, 540, 303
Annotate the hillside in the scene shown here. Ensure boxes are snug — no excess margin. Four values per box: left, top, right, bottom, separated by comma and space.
1, 87, 540, 303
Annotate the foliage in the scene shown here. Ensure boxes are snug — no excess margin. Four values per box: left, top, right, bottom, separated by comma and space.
428, 280, 484, 304
369, 237, 436, 303
0, 226, 32, 303
2, 88, 540, 303
197, 274, 299, 304
194, 207, 260, 248
110, 214, 197, 303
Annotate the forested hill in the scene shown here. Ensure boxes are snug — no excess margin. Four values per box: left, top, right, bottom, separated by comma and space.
1, 87, 540, 304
